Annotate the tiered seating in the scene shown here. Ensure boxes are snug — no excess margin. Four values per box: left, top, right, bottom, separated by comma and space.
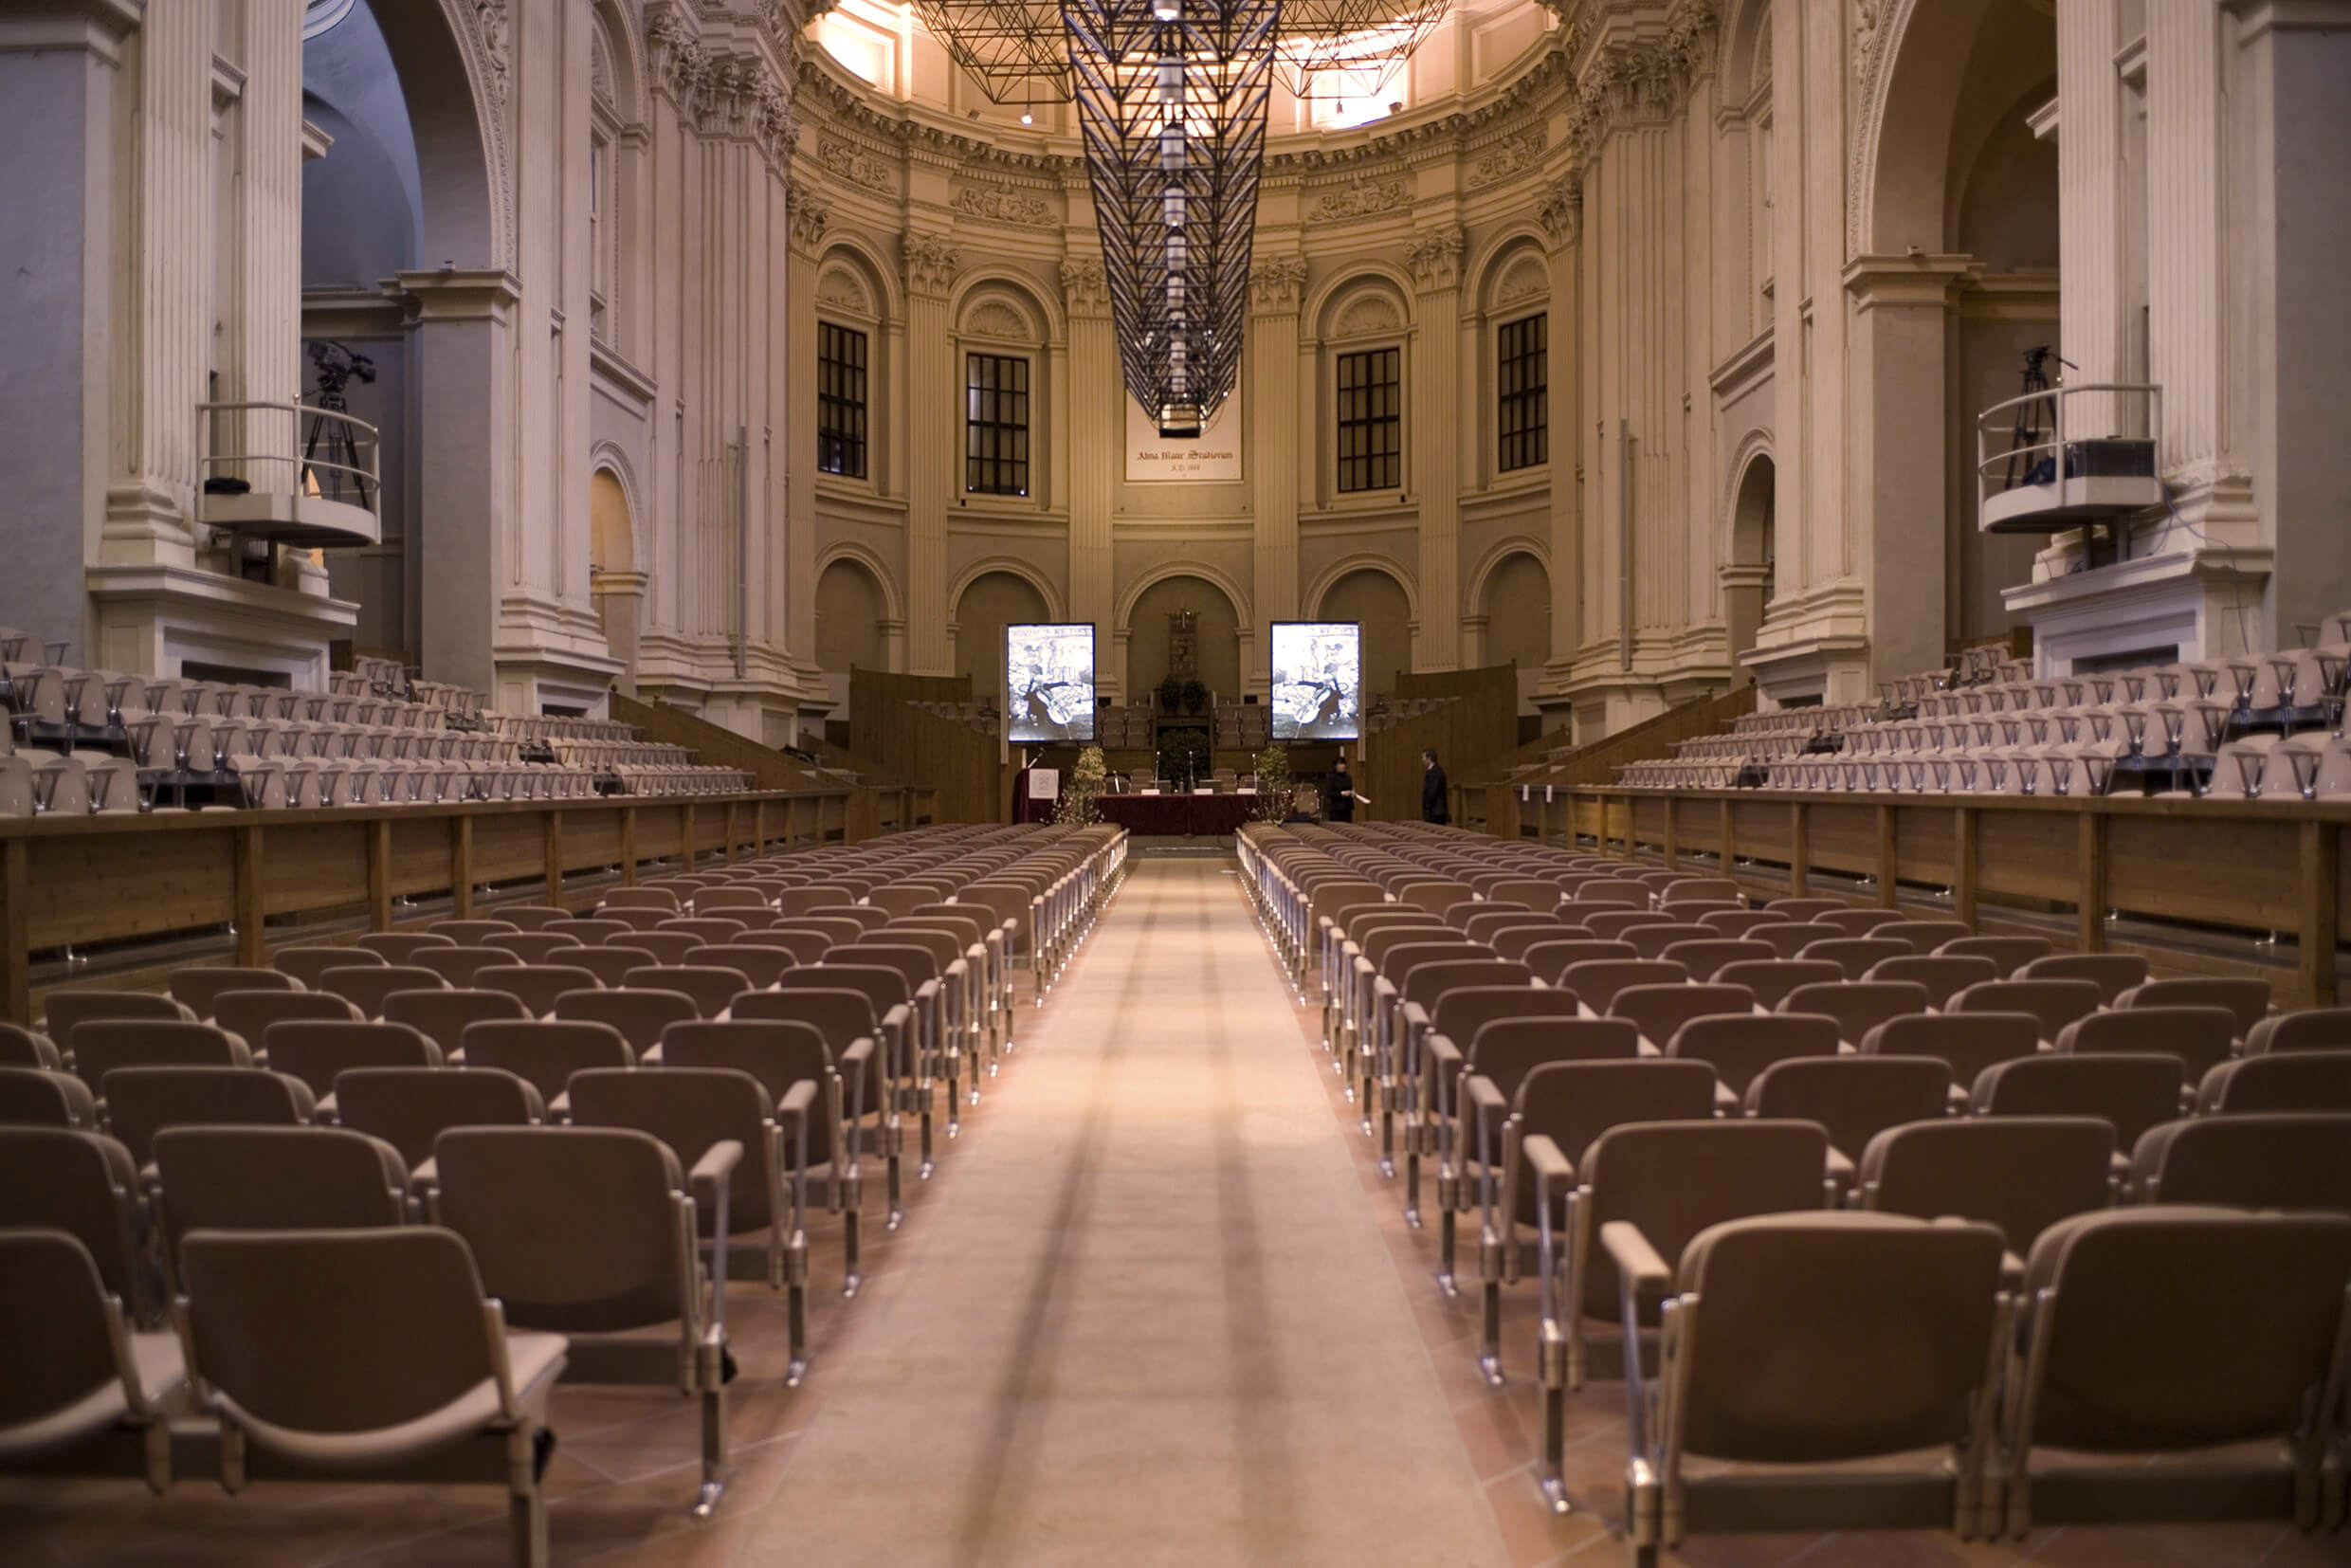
910, 699, 1001, 737
1238, 819, 2351, 1552
0, 820, 1126, 1559
0, 631, 753, 815
1613, 613, 2351, 797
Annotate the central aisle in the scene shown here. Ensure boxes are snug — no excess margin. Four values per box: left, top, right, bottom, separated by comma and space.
745, 857, 1511, 1567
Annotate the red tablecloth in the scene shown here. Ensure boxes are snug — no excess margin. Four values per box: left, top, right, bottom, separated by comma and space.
1094, 793, 1260, 836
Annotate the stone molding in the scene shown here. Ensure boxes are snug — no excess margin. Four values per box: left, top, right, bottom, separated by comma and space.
1058, 257, 1111, 316
1248, 255, 1309, 314
1407, 228, 1467, 292
786, 174, 830, 253
1536, 171, 1583, 247
902, 233, 961, 298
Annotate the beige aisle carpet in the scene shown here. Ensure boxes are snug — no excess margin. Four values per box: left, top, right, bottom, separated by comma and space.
740, 857, 1511, 1568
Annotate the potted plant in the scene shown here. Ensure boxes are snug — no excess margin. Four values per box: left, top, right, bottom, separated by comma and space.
1055, 743, 1107, 827
1251, 742, 1294, 822
1157, 673, 1183, 713
1180, 678, 1207, 714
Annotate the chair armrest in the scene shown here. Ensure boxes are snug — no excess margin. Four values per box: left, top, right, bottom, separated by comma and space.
640, 1042, 665, 1065
1712, 1080, 1740, 1113
689, 1139, 744, 1207
1464, 1074, 1506, 1120
776, 1078, 819, 1127
1522, 1132, 1573, 1191
1598, 1219, 1669, 1295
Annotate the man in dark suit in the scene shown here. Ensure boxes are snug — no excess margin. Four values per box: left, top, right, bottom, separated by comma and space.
1324, 757, 1358, 823
1421, 749, 1449, 825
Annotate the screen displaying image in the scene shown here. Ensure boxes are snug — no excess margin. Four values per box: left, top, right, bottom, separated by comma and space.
1005, 623, 1097, 742
1270, 621, 1362, 741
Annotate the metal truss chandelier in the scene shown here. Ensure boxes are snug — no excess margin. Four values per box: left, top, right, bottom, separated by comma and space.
910, 0, 1450, 436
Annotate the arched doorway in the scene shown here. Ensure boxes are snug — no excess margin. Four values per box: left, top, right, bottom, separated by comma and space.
816, 558, 888, 675
1725, 453, 1776, 679
589, 469, 640, 695
955, 571, 1050, 710
1480, 552, 1551, 711
1317, 569, 1412, 704
1125, 574, 1243, 700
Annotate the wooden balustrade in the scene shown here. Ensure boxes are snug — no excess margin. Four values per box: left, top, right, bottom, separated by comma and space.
0, 788, 888, 1025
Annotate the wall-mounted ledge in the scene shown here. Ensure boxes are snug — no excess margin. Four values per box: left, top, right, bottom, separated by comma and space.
1709, 326, 1775, 400
0, 0, 142, 61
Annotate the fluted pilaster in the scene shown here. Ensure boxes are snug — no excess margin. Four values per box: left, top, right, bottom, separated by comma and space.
902, 232, 959, 674
1408, 227, 1465, 669
1062, 256, 1117, 693
1249, 255, 1307, 694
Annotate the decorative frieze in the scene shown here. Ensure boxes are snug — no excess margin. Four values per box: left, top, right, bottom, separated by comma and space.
1467, 127, 1546, 191
470, 1, 511, 108
963, 301, 1030, 340
903, 233, 962, 298
953, 182, 1056, 228
1308, 175, 1411, 223
1407, 228, 1467, 292
817, 134, 896, 193
1249, 255, 1309, 313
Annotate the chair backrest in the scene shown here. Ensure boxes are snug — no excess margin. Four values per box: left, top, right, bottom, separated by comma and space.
792, 962, 910, 1015
488, 904, 577, 932
179, 1227, 504, 1437
603, 886, 682, 913
659, 917, 751, 946
563, 944, 658, 988
1870, 920, 1976, 957
1777, 980, 1931, 1048
558, 919, 634, 945
2246, 1008, 2351, 1056
1565, 879, 1649, 908
570, 1066, 777, 1234
434, 1125, 690, 1333
1935, 933, 2054, 975
693, 886, 772, 914
482, 931, 590, 966
1951, 977, 2105, 1044
1748, 922, 1847, 959
1709, 958, 1844, 1011
318, 965, 447, 1019
1610, 984, 1759, 1053
459, 1019, 633, 1102
619, 964, 746, 1020
0, 1125, 143, 1304
738, 928, 834, 965
1489, 922, 1589, 961
1862, 955, 1997, 1010
1398, 958, 1532, 1014
1503, 1060, 1717, 1216
382, 988, 532, 1055
1428, 987, 1581, 1057
99, 1065, 314, 1165
2055, 1005, 2235, 1082
726, 987, 879, 1055
1521, 939, 1637, 982
170, 966, 298, 1018
1655, 939, 1776, 982
1359, 928, 1465, 974
1659, 877, 1740, 906
553, 987, 701, 1053
1812, 908, 1904, 936
1858, 1010, 2038, 1085
68, 1018, 246, 1085
1797, 938, 1912, 982
1858, 1115, 2114, 1253
44, 990, 191, 1044
353, 931, 459, 965
1559, 958, 1688, 1012
211, 989, 358, 1050
153, 1125, 410, 1256
1578, 910, 1680, 940
261, 1019, 440, 1100
2018, 1208, 2351, 1452
428, 919, 521, 944
1763, 898, 1850, 922
0, 1065, 97, 1126
332, 1067, 544, 1169
1667, 1212, 2007, 1464
1699, 910, 1798, 939
1621, 923, 1718, 961
2018, 952, 2151, 1004
1971, 1051, 2184, 1146
657, 1020, 837, 1157
1667, 1012, 1844, 1095
2130, 1113, 2351, 1211
2119, 976, 2273, 1037
475, 964, 602, 1019
1743, 1055, 1954, 1159
2193, 1049, 2351, 1114
0, 1021, 61, 1071
1465, 1017, 1643, 1104
683, 944, 794, 990
414, 946, 516, 989
0, 1230, 137, 1437
1576, 1119, 1832, 1318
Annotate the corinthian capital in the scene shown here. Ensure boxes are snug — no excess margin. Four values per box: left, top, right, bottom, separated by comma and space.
1249, 255, 1309, 313
903, 232, 962, 298
1059, 257, 1110, 315
1406, 228, 1466, 292
1537, 172, 1583, 248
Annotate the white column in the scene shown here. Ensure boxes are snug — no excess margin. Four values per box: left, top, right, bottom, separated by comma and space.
1408, 226, 1465, 670
1538, 174, 1583, 684
1248, 254, 1306, 697
1061, 257, 1119, 695
902, 232, 958, 674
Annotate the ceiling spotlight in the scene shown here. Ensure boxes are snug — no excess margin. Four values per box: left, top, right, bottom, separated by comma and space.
1022, 111, 1035, 124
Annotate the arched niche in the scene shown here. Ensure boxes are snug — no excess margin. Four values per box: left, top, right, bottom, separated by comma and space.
1125, 574, 1243, 701
816, 556, 888, 675
1317, 567, 1413, 702
1479, 551, 1551, 683
1723, 448, 1776, 676
955, 570, 1051, 705
589, 466, 640, 693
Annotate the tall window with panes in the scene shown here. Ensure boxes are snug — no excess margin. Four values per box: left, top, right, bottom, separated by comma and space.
1335, 347, 1401, 494
964, 353, 1030, 497
1497, 314, 1547, 473
818, 322, 868, 480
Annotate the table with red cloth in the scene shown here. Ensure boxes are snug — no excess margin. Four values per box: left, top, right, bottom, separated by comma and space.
1092, 792, 1260, 836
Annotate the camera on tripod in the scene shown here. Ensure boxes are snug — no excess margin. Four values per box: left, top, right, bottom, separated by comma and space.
308, 340, 375, 409
302, 341, 376, 507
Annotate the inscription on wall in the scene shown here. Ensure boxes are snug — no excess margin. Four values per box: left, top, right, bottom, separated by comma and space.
1125, 391, 1244, 483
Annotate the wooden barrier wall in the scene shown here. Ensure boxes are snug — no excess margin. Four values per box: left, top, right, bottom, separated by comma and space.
1459, 684, 1758, 831
0, 789, 875, 1026
1358, 665, 1520, 823
847, 667, 1002, 823
612, 693, 929, 837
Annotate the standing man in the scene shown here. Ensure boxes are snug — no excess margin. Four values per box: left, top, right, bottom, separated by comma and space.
1324, 757, 1359, 823
1421, 748, 1449, 825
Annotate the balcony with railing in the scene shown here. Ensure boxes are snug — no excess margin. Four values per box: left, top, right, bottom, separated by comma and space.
1977, 382, 2164, 534
196, 399, 382, 549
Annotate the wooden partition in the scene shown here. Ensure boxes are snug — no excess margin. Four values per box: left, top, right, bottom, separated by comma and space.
613, 693, 928, 836
847, 667, 1003, 823
1358, 664, 1520, 823
0, 789, 870, 1026
1504, 788, 2346, 1010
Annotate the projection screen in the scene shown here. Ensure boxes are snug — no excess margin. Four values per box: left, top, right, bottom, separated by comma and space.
1269, 621, 1362, 741
1005, 623, 1098, 742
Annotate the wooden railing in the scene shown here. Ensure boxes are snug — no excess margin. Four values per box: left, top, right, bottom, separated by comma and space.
848, 667, 1003, 823
1361, 664, 1521, 824
0, 788, 878, 1026
1504, 787, 2346, 1010
611, 693, 930, 836
1458, 684, 1757, 828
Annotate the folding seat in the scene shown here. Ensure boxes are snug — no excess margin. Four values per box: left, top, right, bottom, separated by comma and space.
1488, 923, 1590, 963
1857, 1115, 2115, 1259
0, 1125, 152, 1323
550, 943, 649, 989
1668, 1012, 1844, 1102
2018, 951, 2150, 1004
659, 916, 752, 946
97, 1063, 318, 1165
1870, 919, 1976, 956
683, 942, 793, 990
809, 903, 892, 935
415, 945, 518, 989
1484, 877, 1569, 913
2193, 1049, 2351, 1114
1864, 953, 1997, 1009
1781, 978, 1931, 1048
176, 1227, 565, 1561
480, 931, 588, 966
837, 939, 964, 1132
0, 1021, 62, 1069
1860, 1010, 2039, 1105
599, 906, 676, 934
1697, 909, 1795, 939
1621, 922, 1716, 961
2116, 975, 2273, 1040
2245, 1006, 2351, 1054
1811, 907, 1905, 936
1658, 876, 1740, 907
1566, 879, 1650, 908
458, 1018, 632, 1110
473, 963, 601, 1020
602, 885, 683, 913
2129, 1111, 2351, 1212
430, 919, 522, 944
726, 986, 901, 1222
1388, 957, 1536, 1219
602, 929, 699, 968
616, 962, 743, 1023
168, 966, 299, 1021
1461, 907, 1552, 946
1937, 933, 2054, 975
273, 944, 383, 989
2055, 1004, 2235, 1083
210, 989, 358, 1057
0, 1229, 183, 1489
44, 990, 193, 1048
263, 1019, 440, 1102
67, 1018, 251, 1088
377, 987, 529, 1059
1654, 938, 1774, 980
489, 904, 577, 933
1611, 983, 1759, 1056
1949, 976, 2103, 1045
1704, 958, 1835, 1011
1997, 1208, 2351, 1537
1605, 1212, 2010, 1556
0, 1065, 98, 1127
1972, 1052, 2184, 1155
1765, 897, 1852, 922
1748, 921, 1846, 959
1558, 958, 1686, 1014
354, 930, 457, 965
152, 1124, 411, 1267
1797, 936, 1912, 982
333, 1066, 545, 1173
556, 918, 633, 946
1577, 908, 1680, 941
1743, 1054, 1953, 1181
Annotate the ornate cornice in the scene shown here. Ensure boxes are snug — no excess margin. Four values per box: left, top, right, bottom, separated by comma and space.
902, 232, 961, 299
816, 133, 896, 194
1248, 255, 1309, 313
1268, 42, 1576, 173
647, 4, 799, 166
1467, 126, 1546, 191
1406, 228, 1467, 292
953, 180, 1058, 228
1305, 175, 1412, 224
794, 57, 1083, 176
1561, 0, 1720, 157
1058, 257, 1111, 315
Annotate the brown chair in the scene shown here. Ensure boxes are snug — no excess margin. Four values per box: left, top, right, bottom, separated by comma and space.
1970, 1052, 2184, 1151
176, 1227, 566, 1563
1937, 933, 2054, 975
482, 932, 589, 966
598, 906, 675, 934
602, 886, 682, 913
0, 1125, 150, 1322
211, 990, 359, 1056
1698, 910, 1798, 939
1865, 954, 1998, 1010
1658, 876, 1740, 906
553, 988, 700, 1055
1521, 939, 1638, 985
659, 917, 751, 946
170, 967, 299, 1020
1704, 958, 1836, 1012
153, 1124, 411, 1260
428, 919, 522, 944
333, 1067, 546, 1172
458, 1019, 633, 1107
738, 928, 833, 966
1764, 898, 1851, 922
608, 930, 703, 967
1748, 921, 1846, 959
1870, 919, 1977, 957
727, 986, 898, 1218
686, 944, 795, 990
318, 965, 447, 1020
353, 931, 459, 965
100, 1065, 317, 1166
1812, 907, 1905, 936
68, 1019, 249, 1087
1606, 1212, 2010, 1555
1667, 1012, 1844, 1100
566, 945, 660, 988
384, 988, 532, 1057
1578, 910, 1680, 940
0, 1065, 98, 1127
416, 946, 519, 990
2245, 1007, 2351, 1055
487, 905, 577, 933
1622, 924, 1717, 961
474, 965, 602, 1020
2054, 1005, 2235, 1084
1998, 1208, 2351, 1536
1857, 1116, 2115, 1254
1861, 1012, 2040, 1109
1655, 939, 1776, 982
2193, 1049, 2351, 1114
431, 1125, 733, 1516
556, 919, 634, 946
1610, 984, 1758, 1056
1798, 937, 1913, 982
44, 990, 193, 1048
2018, 952, 2150, 1005
1950, 978, 2105, 1045
2131, 1112, 2351, 1211
261, 1020, 440, 1102
691, 886, 772, 915
2116, 976, 2274, 1040
621, 964, 746, 1021
1560, 959, 1688, 1013
0, 1021, 61, 1070
1779, 979, 1930, 1049
0, 1229, 182, 1489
